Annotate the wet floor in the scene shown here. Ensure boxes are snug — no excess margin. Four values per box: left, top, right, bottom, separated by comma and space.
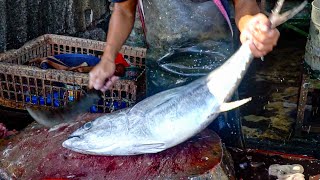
229, 147, 320, 180
0, 107, 33, 131
239, 26, 320, 157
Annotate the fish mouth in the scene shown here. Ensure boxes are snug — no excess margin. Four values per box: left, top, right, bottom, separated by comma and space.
67, 135, 83, 140
62, 136, 84, 151
62, 135, 83, 149
62, 139, 118, 155
62, 141, 89, 154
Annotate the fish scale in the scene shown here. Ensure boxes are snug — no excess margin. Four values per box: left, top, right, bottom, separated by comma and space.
142, 84, 219, 142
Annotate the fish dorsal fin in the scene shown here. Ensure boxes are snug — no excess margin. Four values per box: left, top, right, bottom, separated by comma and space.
218, 97, 252, 112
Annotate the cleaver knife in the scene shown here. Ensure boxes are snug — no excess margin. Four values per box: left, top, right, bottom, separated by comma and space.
27, 63, 126, 128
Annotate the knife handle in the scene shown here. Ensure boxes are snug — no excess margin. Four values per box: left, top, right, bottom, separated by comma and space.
114, 63, 126, 77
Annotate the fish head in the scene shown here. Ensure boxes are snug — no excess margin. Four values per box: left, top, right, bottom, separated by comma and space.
62, 111, 167, 155
62, 114, 130, 155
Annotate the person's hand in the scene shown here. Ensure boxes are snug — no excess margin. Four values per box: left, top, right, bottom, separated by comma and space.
240, 13, 280, 58
89, 57, 119, 92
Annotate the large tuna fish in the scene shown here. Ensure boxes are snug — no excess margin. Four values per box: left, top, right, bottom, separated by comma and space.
62, 0, 307, 156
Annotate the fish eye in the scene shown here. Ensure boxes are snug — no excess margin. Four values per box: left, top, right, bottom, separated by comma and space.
83, 122, 92, 130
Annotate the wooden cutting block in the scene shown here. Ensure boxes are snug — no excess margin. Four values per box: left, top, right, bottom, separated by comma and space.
0, 113, 235, 179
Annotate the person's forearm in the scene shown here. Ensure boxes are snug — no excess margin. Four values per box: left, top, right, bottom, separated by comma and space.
234, 0, 260, 32
103, 1, 137, 62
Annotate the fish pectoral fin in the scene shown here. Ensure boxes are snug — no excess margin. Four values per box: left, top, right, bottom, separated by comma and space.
133, 142, 166, 154
219, 97, 252, 112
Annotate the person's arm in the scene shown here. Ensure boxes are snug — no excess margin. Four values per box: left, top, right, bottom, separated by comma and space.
233, 0, 280, 58
104, 0, 138, 62
89, 0, 138, 92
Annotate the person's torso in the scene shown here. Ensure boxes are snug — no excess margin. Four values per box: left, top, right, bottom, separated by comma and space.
142, 0, 232, 50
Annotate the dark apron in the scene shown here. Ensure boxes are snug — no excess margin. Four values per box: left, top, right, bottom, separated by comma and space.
141, 0, 244, 147
142, 0, 233, 96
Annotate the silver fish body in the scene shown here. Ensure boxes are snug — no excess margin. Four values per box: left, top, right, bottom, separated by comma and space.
62, 43, 253, 155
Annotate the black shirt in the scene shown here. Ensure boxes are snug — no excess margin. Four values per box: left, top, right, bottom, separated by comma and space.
112, 0, 127, 2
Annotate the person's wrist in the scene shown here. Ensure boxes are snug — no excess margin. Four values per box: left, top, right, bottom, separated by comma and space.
103, 43, 118, 62
101, 55, 115, 64
238, 15, 254, 33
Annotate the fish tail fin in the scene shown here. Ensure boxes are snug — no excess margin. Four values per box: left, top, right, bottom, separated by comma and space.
218, 97, 252, 112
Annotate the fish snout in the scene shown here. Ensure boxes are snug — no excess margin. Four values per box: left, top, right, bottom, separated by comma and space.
62, 135, 83, 149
